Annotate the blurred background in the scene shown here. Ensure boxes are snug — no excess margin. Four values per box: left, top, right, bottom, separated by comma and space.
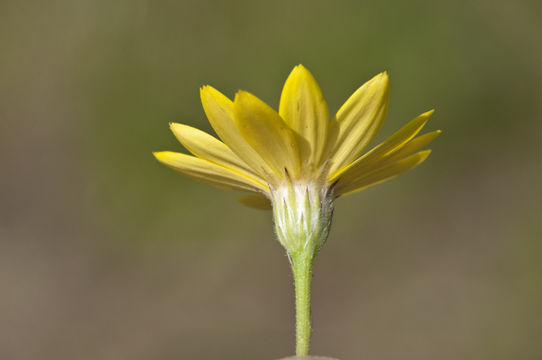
1, 0, 541, 359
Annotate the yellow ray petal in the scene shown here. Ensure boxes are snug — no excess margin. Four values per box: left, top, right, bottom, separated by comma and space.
200, 86, 275, 181
349, 130, 439, 180
238, 194, 272, 210
169, 123, 266, 183
335, 150, 431, 196
326, 72, 390, 175
279, 65, 329, 169
153, 151, 267, 192
330, 110, 434, 181
385, 130, 441, 163
233, 90, 301, 179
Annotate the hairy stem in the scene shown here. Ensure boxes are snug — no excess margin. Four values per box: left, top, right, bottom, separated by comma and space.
291, 250, 314, 356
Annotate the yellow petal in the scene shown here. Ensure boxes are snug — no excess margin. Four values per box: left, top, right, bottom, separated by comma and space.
326, 72, 390, 175
279, 65, 329, 169
169, 123, 266, 184
153, 151, 267, 192
200, 86, 275, 181
238, 194, 272, 210
335, 150, 431, 196
330, 110, 434, 181
233, 90, 300, 179
385, 130, 441, 163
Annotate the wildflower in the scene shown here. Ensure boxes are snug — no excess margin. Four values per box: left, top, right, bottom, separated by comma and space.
154, 65, 440, 356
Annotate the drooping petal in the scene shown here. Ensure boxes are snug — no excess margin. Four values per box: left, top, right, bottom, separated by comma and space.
200, 86, 275, 181
326, 72, 390, 175
233, 90, 301, 179
279, 65, 329, 170
169, 123, 266, 184
238, 194, 272, 210
153, 151, 267, 192
335, 150, 432, 196
330, 110, 434, 181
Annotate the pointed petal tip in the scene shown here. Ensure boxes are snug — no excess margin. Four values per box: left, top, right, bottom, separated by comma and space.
170, 123, 200, 143
233, 89, 253, 103
153, 151, 169, 161
199, 85, 210, 100
199, 85, 220, 98
168, 122, 181, 130
371, 71, 389, 83
420, 129, 442, 142
169, 123, 193, 139
423, 109, 436, 117
382, 72, 390, 85
419, 149, 432, 159
283, 64, 319, 87
370, 71, 390, 91
286, 64, 317, 83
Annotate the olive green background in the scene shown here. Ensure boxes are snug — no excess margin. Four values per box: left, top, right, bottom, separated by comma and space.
1, 0, 541, 359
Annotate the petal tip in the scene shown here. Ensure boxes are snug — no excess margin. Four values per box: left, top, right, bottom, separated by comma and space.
169, 123, 192, 140
233, 89, 253, 103
286, 64, 318, 84
419, 149, 432, 159
372, 71, 389, 84
424, 109, 436, 117
153, 151, 169, 161
169, 122, 181, 130
371, 71, 390, 92
200, 85, 219, 99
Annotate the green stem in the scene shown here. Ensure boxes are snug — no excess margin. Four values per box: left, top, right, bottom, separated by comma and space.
291, 250, 314, 356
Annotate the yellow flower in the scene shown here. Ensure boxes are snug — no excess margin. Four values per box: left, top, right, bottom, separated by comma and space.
154, 64, 439, 210
153, 64, 440, 356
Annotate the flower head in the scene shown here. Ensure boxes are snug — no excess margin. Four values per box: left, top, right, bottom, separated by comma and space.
154, 65, 439, 255
154, 65, 439, 212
